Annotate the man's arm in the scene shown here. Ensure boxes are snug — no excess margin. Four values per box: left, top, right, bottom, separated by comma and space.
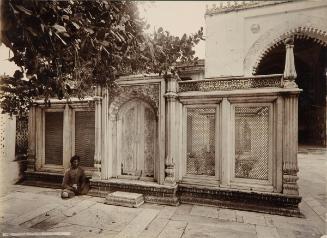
79, 169, 87, 188
62, 170, 74, 190
78, 168, 89, 194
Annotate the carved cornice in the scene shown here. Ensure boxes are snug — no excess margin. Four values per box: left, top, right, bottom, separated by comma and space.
117, 74, 162, 82
178, 75, 282, 92
206, 1, 292, 16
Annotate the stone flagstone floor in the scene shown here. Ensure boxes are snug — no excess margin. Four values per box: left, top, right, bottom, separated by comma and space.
0, 150, 326, 238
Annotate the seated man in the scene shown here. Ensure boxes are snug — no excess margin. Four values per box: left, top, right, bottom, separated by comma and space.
61, 155, 89, 199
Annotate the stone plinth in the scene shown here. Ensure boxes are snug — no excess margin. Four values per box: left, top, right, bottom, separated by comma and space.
105, 191, 144, 208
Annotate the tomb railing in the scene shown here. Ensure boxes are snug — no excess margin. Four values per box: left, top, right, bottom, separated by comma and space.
178, 74, 283, 92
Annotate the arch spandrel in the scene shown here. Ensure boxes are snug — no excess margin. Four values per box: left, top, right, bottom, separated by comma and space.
108, 84, 160, 121
244, 15, 327, 75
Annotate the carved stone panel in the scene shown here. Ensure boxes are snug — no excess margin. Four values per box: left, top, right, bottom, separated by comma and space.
144, 107, 155, 176
118, 100, 157, 178
121, 106, 137, 174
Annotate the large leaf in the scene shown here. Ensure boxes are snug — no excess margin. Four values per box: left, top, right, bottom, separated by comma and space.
52, 24, 67, 33
15, 5, 32, 15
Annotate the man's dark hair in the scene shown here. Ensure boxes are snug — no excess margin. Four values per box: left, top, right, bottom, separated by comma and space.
70, 155, 80, 164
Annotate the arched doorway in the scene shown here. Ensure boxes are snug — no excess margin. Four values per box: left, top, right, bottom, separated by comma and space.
117, 99, 157, 180
255, 38, 327, 147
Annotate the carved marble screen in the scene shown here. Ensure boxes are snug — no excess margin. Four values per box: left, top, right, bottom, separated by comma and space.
186, 108, 216, 176
234, 106, 269, 180
119, 100, 156, 178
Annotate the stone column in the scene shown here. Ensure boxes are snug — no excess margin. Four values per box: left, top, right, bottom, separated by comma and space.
164, 75, 178, 185
93, 86, 102, 179
63, 104, 72, 169
27, 105, 36, 171
282, 36, 300, 195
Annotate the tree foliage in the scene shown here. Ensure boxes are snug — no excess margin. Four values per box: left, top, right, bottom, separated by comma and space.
0, 0, 203, 116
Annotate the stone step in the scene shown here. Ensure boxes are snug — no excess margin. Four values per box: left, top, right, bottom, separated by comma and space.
105, 191, 144, 208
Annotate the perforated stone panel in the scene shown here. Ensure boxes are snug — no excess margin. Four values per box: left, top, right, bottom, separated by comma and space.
15, 116, 28, 155
186, 108, 215, 176
235, 106, 269, 180
0, 114, 6, 159
0, 112, 16, 160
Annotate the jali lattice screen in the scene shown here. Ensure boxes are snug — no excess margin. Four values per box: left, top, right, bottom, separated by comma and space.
15, 116, 28, 155
186, 108, 215, 176
235, 106, 269, 180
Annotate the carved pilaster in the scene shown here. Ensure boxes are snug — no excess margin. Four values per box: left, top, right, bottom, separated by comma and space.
93, 86, 102, 179
164, 160, 176, 185
282, 94, 299, 195
164, 75, 179, 185
27, 106, 36, 171
101, 87, 110, 179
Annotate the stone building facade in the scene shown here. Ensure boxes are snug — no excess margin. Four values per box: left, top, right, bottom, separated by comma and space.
206, 0, 327, 146
24, 0, 327, 216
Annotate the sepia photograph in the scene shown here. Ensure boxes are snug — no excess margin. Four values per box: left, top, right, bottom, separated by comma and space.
0, 0, 326, 237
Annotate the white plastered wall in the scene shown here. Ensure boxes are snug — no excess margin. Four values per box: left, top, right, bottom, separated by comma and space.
205, 0, 327, 78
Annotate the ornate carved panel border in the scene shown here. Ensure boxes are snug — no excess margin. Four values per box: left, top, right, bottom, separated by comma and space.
178, 75, 282, 92
109, 83, 161, 119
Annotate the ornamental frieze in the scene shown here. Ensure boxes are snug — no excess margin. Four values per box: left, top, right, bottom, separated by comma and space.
178, 76, 282, 92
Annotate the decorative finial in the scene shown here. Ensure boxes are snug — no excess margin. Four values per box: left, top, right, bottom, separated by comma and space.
283, 37, 298, 88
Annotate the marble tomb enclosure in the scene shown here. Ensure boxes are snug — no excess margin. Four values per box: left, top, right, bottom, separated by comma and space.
23, 1, 327, 216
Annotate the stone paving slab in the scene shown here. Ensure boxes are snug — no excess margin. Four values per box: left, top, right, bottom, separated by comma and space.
190, 205, 218, 219
115, 208, 159, 238
182, 221, 256, 238
0, 153, 326, 238
218, 208, 237, 222
158, 220, 187, 238
139, 218, 170, 238
62, 203, 140, 232
256, 225, 280, 238
48, 222, 104, 238
10, 204, 58, 226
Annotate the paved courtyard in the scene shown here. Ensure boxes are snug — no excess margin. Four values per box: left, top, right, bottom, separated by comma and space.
0, 150, 326, 238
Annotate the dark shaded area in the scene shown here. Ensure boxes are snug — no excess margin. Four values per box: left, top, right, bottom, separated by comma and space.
256, 38, 327, 147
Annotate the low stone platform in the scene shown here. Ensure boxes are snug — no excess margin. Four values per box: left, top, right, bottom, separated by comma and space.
19, 171, 63, 189
105, 191, 144, 208
178, 184, 303, 217
89, 178, 179, 206
21, 174, 302, 217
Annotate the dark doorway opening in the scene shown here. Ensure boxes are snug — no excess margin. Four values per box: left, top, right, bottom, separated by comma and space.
256, 38, 327, 147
